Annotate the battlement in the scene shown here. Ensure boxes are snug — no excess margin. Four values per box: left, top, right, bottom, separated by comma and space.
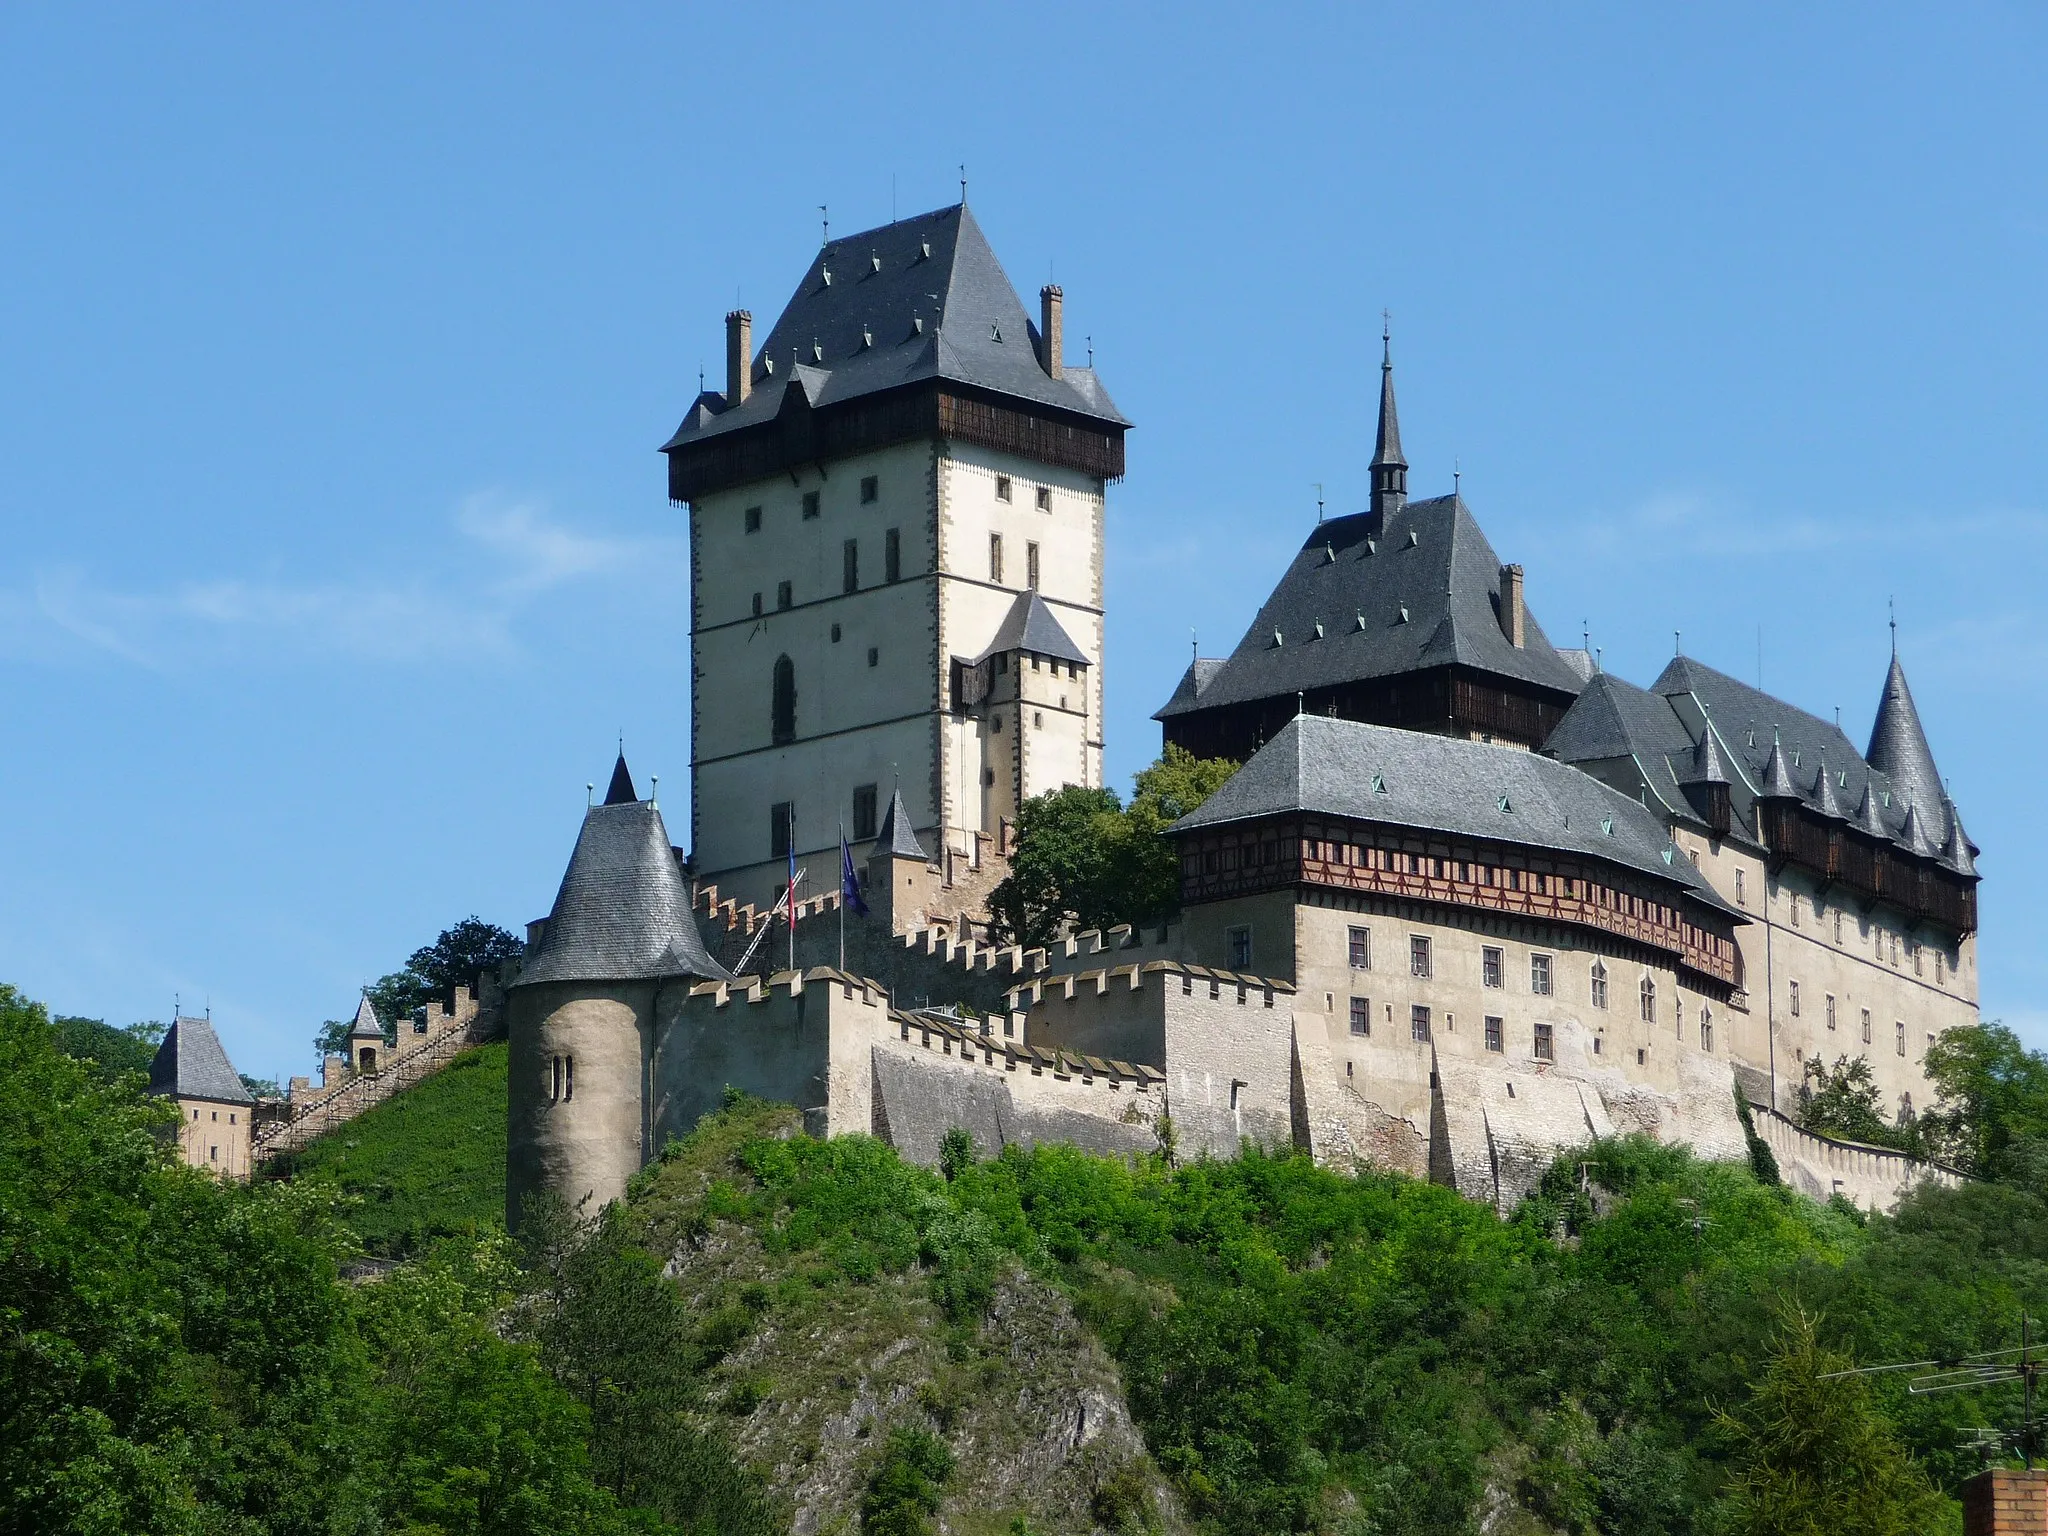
1006, 958, 1295, 1012
888, 1007, 1166, 1093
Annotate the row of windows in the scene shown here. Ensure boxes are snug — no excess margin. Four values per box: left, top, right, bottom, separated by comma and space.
993, 474, 1054, 512
750, 530, 906, 619
743, 477, 883, 536
1349, 925, 1600, 1006
1343, 1001, 1696, 1058
190, 1107, 239, 1124
1788, 980, 1916, 1056
771, 784, 889, 855
1783, 889, 1946, 980
989, 533, 1041, 589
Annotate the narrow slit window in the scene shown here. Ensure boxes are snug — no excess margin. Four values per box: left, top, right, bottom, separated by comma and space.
990, 533, 1004, 584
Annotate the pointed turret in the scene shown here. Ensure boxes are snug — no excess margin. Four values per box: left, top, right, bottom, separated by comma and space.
1852, 780, 1889, 840
1866, 653, 1945, 827
348, 996, 383, 1044
1369, 323, 1407, 523
1899, 801, 1938, 860
1757, 733, 1801, 799
872, 786, 928, 862
1940, 801, 1979, 877
1681, 722, 1729, 785
603, 752, 638, 806
1811, 757, 1846, 819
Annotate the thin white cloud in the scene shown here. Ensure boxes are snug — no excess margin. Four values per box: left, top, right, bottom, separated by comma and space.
0, 495, 683, 669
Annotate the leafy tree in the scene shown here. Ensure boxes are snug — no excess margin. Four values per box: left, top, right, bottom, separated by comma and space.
313, 917, 525, 1055
49, 1015, 159, 1083
990, 748, 1237, 948
1799, 1055, 1897, 1146
1919, 1021, 2048, 1181
240, 1073, 282, 1098
1715, 1308, 1946, 1536
860, 1427, 955, 1536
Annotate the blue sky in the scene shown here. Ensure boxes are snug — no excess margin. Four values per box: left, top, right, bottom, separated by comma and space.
2, 5, 2043, 1082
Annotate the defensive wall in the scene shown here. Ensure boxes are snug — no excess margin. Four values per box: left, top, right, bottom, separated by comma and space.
1747, 1100, 1965, 1212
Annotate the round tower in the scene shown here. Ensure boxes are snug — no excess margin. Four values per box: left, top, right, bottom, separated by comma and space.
506, 754, 730, 1227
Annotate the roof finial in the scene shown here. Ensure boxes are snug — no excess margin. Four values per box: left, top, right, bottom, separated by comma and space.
1313, 482, 1324, 523
1191, 627, 1198, 663
1889, 595, 1898, 655
959, 165, 967, 205
1675, 629, 1682, 657
586, 782, 594, 807
1453, 456, 1461, 497
1085, 334, 1093, 366
1369, 311, 1407, 521
1297, 691, 1305, 717
818, 204, 828, 246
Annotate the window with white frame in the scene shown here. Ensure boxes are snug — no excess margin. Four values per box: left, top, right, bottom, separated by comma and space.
1348, 925, 1371, 969
1482, 946, 1503, 988
1410, 935, 1432, 978
1640, 976, 1656, 1024
1485, 1016, 1504, 1053
1590, 960, 1608, 1010
1410, 1005, 1432, 1043
1349, 997, 1370, 1036
1530, 953, 1553, 996
1533, 1021, 1554, 1061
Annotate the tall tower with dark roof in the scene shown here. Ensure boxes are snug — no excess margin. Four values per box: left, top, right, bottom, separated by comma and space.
1369, 326, 1407, 523
663, 204, 1128, 913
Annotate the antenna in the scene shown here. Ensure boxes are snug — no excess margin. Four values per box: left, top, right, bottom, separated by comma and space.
1582, 620, 1590, 652
1821, 1310, 2042, 1469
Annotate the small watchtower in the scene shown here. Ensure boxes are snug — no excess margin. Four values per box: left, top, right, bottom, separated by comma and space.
346, 996, 385, 1075
866, 786, 936, 936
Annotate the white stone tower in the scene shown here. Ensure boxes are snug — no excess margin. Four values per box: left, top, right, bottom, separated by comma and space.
662, 203, 1129, 912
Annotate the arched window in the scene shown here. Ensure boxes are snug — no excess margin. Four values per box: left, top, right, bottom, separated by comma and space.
771, 655, 796, 744
1639, 975, 1656, 1024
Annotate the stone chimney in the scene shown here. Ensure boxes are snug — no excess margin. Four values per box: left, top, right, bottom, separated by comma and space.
1039, 285, 1063, 379
1963, 1468, 2048, 1536
1499, 564, 1526, 648
725, 309, 752, 407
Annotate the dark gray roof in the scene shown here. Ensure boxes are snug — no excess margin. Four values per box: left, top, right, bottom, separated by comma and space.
603, 752, 638, 806
516, 801, 731, 988
1757, 735, 1800, 799
1155, 497, 1587, 720
1173, 715, 1736, 916
1853, 781, 1889, 839
976, 590, 1089, 666
1866, 653, 1945, 827
1542, 671, 1696, 766
662, 204, 1125, 454
1156, 657, 1226, 717
1943, 805, 1978, 877
347, 996, 383, 1041
1811, 757, 1846, 820
1682, 718, 1730, 785
1372, 338, 1405, 470
149, 1016, 252, 1104
873, 787, 928, 861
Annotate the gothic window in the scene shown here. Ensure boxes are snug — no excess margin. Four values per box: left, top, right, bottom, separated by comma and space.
1410, 935, 1432, 979
1348, 926, 1371, 969
1349, 997, 1370, 1036
1482, 946, 1503, 988
852, 784, 878, 842
1640, 976, 1656, 1023
1530, 953, 1553, 996
1485, 1016, 1504, 1053
885, 528, 901, 583
1701, 1009, 1714, 1052
1590, 960, 1608, 1010
771, 656, 796, 744
1534, 1022, 1554, 1061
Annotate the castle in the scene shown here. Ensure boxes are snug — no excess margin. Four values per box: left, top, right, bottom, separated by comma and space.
504, 202, 1981, 1225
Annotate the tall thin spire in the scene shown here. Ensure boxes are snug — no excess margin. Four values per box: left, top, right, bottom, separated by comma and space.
1370, 313, 1407, 523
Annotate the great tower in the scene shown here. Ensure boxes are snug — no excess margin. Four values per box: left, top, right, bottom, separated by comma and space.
663, 203, 1129, 911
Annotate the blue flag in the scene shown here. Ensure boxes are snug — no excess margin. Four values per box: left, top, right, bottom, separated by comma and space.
840, 826, 869, 917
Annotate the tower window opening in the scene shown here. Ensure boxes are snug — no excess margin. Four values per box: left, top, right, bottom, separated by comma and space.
1026, 541, 1040, 590
770, 802, 794, 859
885, 528, 902, 583
853, 784, 878, 842
995, 475, 1012, 503
1590, 960, 1608, 1010
1035, 486, 1052, 512
1484, 1016, 1503, 1053
776, 581, 793, 611
802, 491, 820, 519
772, 656, 797, 744
564, 1054, 573, 1101
1411, 1005, 1432, 1043
990, 534, 1004, 584
745, 505, 762, 533
1640, 976, 1656, 1023
860, 475, 878, 504
1349, 997, 1369, 1035
1534, 1022, 1554, 1061
843, 539, 859, 593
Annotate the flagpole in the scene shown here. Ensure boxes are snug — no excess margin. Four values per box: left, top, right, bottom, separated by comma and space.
838, 822, 847, 972
788, 807, 796, 975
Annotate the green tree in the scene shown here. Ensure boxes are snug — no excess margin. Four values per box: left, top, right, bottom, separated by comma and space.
314, 917, 525, 1055
1799, 1055, 1897, 1145
1715, 1309, 1946, 1536
48, 1015, 159, 1083
1919, 1021, 2048, 1181
860, 1428, 955, 1536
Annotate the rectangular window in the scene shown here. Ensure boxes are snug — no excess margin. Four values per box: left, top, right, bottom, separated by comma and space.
1826, 994, 1837, 1031
990, 533, 1004, 584
1534, 1022, 1554, 1061
885, 527, 902, 583
564, 1054, 573, 1101
752, 592, 763, 617
852, 784, 878, 842
1789, 980, 1800, 1016
1227, 925, 1253, 969
1485, 1016, 1503, 1053
1349, 997, 1370, 1036
1702, 1016, 1714, 1052
1410, 935, 1432, 979
867, 647, 879, 667
770, 803, 793, 859
1482, 946, 1503, 988
776, 580, 793, 610
1411, 1005, 1432, 1043
843, 539, 859, 594
1026, 541, 1040, 590
801, 490, 820, 519
1348, 925, 1371, 969
1735, 868, 1746, 905
860, 474, 878, 504
1530, 954, 1553, 996
1896, 1020, 1906, 1057
1035, 485, 1052, 511
994, 475, 1012, 502
1590, 963, 1608, 1010
1791, 894, 1801, 928
1861, 1008, 1872, 1044
744, 505, 762, 533
1834, 911, 1843, 943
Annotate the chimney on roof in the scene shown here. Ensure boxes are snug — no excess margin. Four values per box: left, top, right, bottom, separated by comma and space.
1499, 564, 1526, 648
1038, 285, 1063, 379
725, 309, 752, 408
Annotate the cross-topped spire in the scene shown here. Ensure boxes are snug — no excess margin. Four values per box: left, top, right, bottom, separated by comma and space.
1370, 313, 1407, 522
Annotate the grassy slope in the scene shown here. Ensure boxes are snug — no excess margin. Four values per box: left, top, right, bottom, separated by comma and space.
268, 1040, 507, 1255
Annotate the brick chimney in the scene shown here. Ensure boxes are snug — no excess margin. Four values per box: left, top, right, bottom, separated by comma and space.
1964, 1469, 2048, 1535
725, 309, 752, 407
1039, 285, 1063, 379
1499, 564, 1526, 648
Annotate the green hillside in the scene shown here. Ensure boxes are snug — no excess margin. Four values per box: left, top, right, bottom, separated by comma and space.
264, 1039, 508, 1255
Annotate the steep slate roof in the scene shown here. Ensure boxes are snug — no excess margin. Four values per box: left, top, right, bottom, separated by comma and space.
1155, 498, 1587, 720
872, 787, 928, 861
516, 800, 731, 988
1156, 658, 1225, 717
603, 752, 638, 806
662, 203, 1125, 454
1866, 653, 1945, 826
149, 1016, 253, 1105
976, 590, 1089, 666
347, 997, 383, 1041
1174, 715, 1737, 916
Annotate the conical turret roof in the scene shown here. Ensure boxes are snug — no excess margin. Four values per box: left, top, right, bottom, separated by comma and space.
1852, 780, 1889, 839
1371, 332, 1405, 473
1757, 734, 1801, 800
1940, 801, 1979, 877
347, 996, 384, 1041
872, 787, 928, 861
1811, 757, 1846, 819
603, 752, 638, 806
1867, 654, 1945, 827
515, 795, 730, 988
1681, 722, 1730, 785
1899, 801, 1938, 859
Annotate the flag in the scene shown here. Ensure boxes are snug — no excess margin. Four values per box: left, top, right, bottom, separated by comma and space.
840, 826, 869, 917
